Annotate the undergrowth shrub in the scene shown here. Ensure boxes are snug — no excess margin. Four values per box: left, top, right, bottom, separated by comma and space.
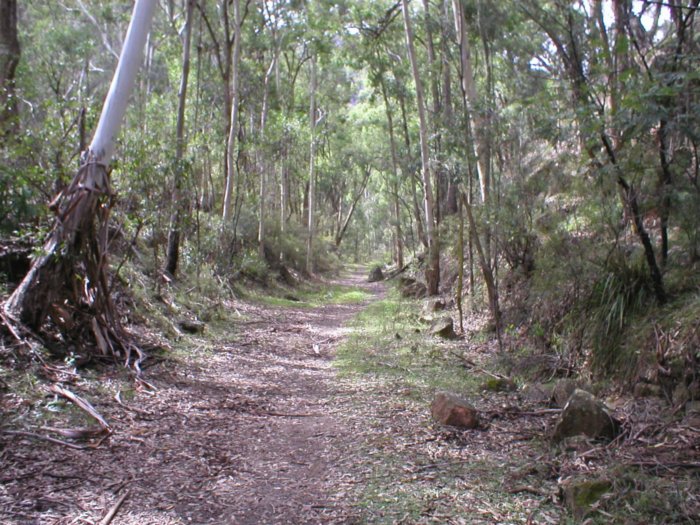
585, 250, 654, 373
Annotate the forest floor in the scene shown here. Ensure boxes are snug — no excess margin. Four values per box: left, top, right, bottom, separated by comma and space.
1, 267, 698, 524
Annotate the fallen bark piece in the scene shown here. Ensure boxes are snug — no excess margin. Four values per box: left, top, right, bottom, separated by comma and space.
431, 392, 479, 429
49, 384, 110, 430
429, 316, 458, 340
552, 389, 620, 441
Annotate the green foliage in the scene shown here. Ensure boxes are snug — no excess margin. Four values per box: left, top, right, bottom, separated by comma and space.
233, 250, 269, 283
587, 251, 654, 372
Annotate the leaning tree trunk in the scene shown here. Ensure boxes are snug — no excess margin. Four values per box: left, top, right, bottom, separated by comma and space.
4, 0, 157, 368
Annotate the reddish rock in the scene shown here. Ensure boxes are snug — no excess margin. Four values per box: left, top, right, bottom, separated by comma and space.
431, 392, 479, 429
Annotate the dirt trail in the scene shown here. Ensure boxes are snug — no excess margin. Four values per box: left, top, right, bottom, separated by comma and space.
1, 268, 384, 524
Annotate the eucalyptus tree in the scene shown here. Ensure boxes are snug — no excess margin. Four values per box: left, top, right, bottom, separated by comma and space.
164, 0, 196, 277
222, 0, 243, 228
5, 0, 158, 367
402, 0, 440, 295
520, 0, 681, 304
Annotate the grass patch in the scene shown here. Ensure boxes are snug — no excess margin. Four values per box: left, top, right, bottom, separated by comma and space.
335, 291, 480, 398
334, 290, 561, 523
251, 282, 372, 309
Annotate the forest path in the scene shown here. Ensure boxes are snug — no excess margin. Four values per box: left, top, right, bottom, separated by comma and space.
1, 267, 385, 524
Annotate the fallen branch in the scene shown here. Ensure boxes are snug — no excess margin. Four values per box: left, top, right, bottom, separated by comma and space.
256, 411, 320, 418
99, 491, 129, 525
627, 461, 700, 471
49, 384, 111, 430
447, 350, 508, 380
40, 426, 109, 440
3, 430, 95, 450
115, 390, 153, 416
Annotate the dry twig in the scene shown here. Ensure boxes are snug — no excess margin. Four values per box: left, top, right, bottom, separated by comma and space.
98, 491, 129, 525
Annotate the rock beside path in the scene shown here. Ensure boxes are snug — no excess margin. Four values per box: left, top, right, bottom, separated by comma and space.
553, 389, 620, 441
398, 277, 427, 298
431, 392, 479, 429
429, 316, 458, 339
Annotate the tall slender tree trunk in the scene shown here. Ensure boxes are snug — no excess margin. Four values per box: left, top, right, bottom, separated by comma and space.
165, 0, 195, 277
258, 55, 275, 259
460, 189, 501, 342
452, 0, 489, 206
402, 0, 439, 295
380, 80, 403, 269
0, 0, 20, 141
222, 0, 242, 228
4, 0, 157, 366
379, 75, 404, 269
398, 89, 427, 248
456, 196, 464, 332
306, 53, 317, 275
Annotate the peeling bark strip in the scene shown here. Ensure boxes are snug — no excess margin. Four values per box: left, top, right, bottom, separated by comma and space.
3, 0, 157, 367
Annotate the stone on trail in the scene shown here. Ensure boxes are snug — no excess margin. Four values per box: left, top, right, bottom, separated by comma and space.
431, 392, 479, 429
367, 266, 384, 283
552, 389, 620, 442
429, 316, 458, 339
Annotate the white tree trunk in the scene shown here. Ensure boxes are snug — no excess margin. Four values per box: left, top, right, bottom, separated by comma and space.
4, 0, 157, 348
452, 0, 489, 205
89, 0, 158, 164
